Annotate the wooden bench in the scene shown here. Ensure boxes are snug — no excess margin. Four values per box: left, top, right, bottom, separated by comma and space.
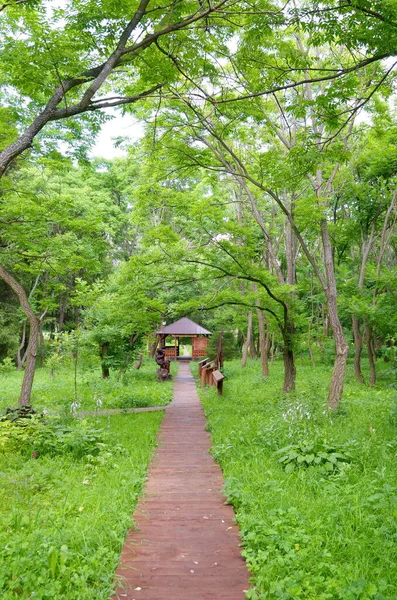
212, 370, 225, 395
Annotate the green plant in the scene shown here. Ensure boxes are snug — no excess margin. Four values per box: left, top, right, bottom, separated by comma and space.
276, 439, 356, 473
0, 356, 15, 374
0, 415, 110, 459
45, 353, 63, 378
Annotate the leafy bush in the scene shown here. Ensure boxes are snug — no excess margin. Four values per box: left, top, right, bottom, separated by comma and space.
0, 356, 15, 373
276, 439, 356, 473
0, 415, 110, 459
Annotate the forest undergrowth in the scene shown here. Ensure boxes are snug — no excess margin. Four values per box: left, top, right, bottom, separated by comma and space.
0, 359, 169, 599
197, 359, 397, 600
0, 410, 163, 600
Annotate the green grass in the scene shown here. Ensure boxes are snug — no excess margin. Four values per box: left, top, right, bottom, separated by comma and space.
0, 359, 175, 414
0, 411, 163, 599
196, 359, 397, 600
0, 358, 171, 598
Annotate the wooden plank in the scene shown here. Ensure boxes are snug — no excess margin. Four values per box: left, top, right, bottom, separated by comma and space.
212, 370, 224, 382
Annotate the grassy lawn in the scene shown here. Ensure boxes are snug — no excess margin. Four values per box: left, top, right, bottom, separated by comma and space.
0, 359, 174, 414
0, 411, 164, 600
196, 359, 397, 600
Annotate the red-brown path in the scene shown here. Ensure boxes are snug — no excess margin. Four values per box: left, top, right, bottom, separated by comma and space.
113, 361, 250, 600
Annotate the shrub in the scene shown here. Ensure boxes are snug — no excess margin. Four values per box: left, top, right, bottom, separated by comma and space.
276, 439, 356, 473
0, 356, 15, 373
0, 415, 110, 459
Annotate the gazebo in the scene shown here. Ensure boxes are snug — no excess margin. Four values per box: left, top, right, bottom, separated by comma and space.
156, 317, 212, 361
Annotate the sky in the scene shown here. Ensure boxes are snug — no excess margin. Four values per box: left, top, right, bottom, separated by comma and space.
90, 111, 145, 159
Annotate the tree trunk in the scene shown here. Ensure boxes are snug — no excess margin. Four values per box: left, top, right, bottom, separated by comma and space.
283, 345, 296, 393
100, 342, 110, 378
352, 316, 364, 384
16, 321, 27, 370
241, 311, 253, 367
352, 223, 375, 384
285, 210, 296, 286
58, 292, 68, 331
270, 333, 275, 363
256, 308, 269, 377
307, 318, 315, 368
365, 324, 376, 387
39, 326, 45, 367
148, 337, 159, 358
0, 266, 40, 407
134, 352, 143, 370
249, 334, 258, 359
282, 324, 296, 393
321, 220, 349, 409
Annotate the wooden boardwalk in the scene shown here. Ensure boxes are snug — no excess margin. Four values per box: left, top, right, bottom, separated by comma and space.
113, 362, 250, 600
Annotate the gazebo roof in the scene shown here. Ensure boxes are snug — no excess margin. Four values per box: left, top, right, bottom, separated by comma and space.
156, 317, 212, 336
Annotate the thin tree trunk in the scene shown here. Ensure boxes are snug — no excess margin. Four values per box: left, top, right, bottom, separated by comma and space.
270, 333, 275, 363
16, 321, 27, 370
58, 292, 68, 331
0, 266, 39, 407
307, 318, 316, 368
241, 311, 253, 367
100, 342, 110, 378
249, 333, 258, 359
320, 303, 327, 356
282, 324, 296, 393
148, 337, 159, 358
365, 324, 377, 387
134, 352, 143, 370
256, 308, 269, 377
353, 223, 375, 383
352, 316, 364, 383
39, 326, 45, 367
320, 220, 349, 409
285, 208, 296, 286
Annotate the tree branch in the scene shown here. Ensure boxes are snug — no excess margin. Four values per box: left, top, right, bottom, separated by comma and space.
0, 0, 30, 13
213, 53, 392, 104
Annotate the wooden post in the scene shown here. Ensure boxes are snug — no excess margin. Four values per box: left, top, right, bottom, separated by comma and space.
201, 362, 213, 386
201, 364, 209, 387
198, 357, 209, 377
206, 365, 216, 386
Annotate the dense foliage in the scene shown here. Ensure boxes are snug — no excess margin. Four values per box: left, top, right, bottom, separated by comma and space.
198, 359, 397, 600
